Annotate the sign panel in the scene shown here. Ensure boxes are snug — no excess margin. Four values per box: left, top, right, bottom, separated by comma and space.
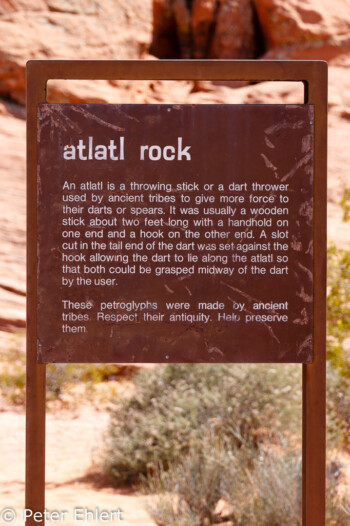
37, 103, 313, 363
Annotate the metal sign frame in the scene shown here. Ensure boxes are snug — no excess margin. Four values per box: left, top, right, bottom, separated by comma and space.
26, 59, 327, 525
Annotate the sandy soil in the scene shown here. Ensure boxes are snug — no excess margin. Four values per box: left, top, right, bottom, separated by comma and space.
0, 400, 155, 525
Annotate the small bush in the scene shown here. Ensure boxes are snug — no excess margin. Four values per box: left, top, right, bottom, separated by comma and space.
327, 458, 350, 526
327, 243, 350, 378
143, 445, 302, 526
327, 366, 350, 450
327, 189, 350, 378
229, 451, 302, 526
0, 334, 26, 404
144, 435, 239, 526
103, 363, 301, 484
144, 445, 350, 526
0, 335, 125, 405
340, 187, 350, 222
46, 363, 122, 400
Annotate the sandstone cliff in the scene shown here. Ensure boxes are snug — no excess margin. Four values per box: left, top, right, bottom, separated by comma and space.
0, 0, 349, 331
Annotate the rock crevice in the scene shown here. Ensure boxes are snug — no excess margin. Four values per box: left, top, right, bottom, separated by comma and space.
150, 0, 350, 60
151, 0, 260, 59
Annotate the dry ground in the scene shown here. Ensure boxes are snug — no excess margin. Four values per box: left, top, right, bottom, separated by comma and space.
0, 388, 155, 525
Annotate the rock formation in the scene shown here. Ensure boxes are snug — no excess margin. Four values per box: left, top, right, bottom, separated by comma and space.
0, 0, 152, 104
254, 0, 350, 59
0, 0, 349, 332
151, 0, 350, 61
151, 0, 258, 59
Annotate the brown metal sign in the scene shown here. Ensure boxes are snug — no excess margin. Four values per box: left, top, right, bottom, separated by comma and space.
27, 60, 327, 526
37, 103, 314, 363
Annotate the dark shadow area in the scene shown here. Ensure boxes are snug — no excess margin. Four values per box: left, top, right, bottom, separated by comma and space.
46, 471, 136, 492
252, 2, 266, 58
150, 0, 267, 62
0, 97, 26, 119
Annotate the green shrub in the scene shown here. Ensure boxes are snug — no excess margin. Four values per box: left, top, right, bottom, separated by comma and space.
326, 197, 350, 448
144, 445, 350, 526
327, 188, 350, 378
0, 334, 26, 404
327, 365, 350, 450
340, 187, 350, 222
103, 363, 301, 484
327, 243, 350, 378
230, 451, 302, 526
143, 445, 302, 526
327, 458, 350, 525
0, 340, 125, 405
143, 435, 239, 526
45, 363, 122, 400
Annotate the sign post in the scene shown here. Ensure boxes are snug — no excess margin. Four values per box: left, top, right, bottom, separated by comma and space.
26, 60, 327, 525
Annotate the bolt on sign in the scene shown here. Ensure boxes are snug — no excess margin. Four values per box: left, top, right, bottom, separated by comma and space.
37, 103, 314, 363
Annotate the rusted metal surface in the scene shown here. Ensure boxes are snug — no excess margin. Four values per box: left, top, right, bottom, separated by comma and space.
302, 62, 327, 526
37, 103, 314, 364
26, 60, 327, 526
26, 60, 46, 526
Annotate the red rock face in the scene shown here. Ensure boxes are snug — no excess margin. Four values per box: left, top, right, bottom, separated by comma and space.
150, 0, 180, 58
210, 0, 257, 59
0, 0, 47, 14
0, 0, 349, 334
254, 0, 350, 59
151, 0, 257, 59
1, 0, 350, 104
173, 0, 193, 58
0, 0, 152, 103
151, 0, 350, 61
191, 0, 217, 58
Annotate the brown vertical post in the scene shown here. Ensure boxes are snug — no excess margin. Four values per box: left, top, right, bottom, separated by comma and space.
26, 62, 47, 525
302, 62, 327, 526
